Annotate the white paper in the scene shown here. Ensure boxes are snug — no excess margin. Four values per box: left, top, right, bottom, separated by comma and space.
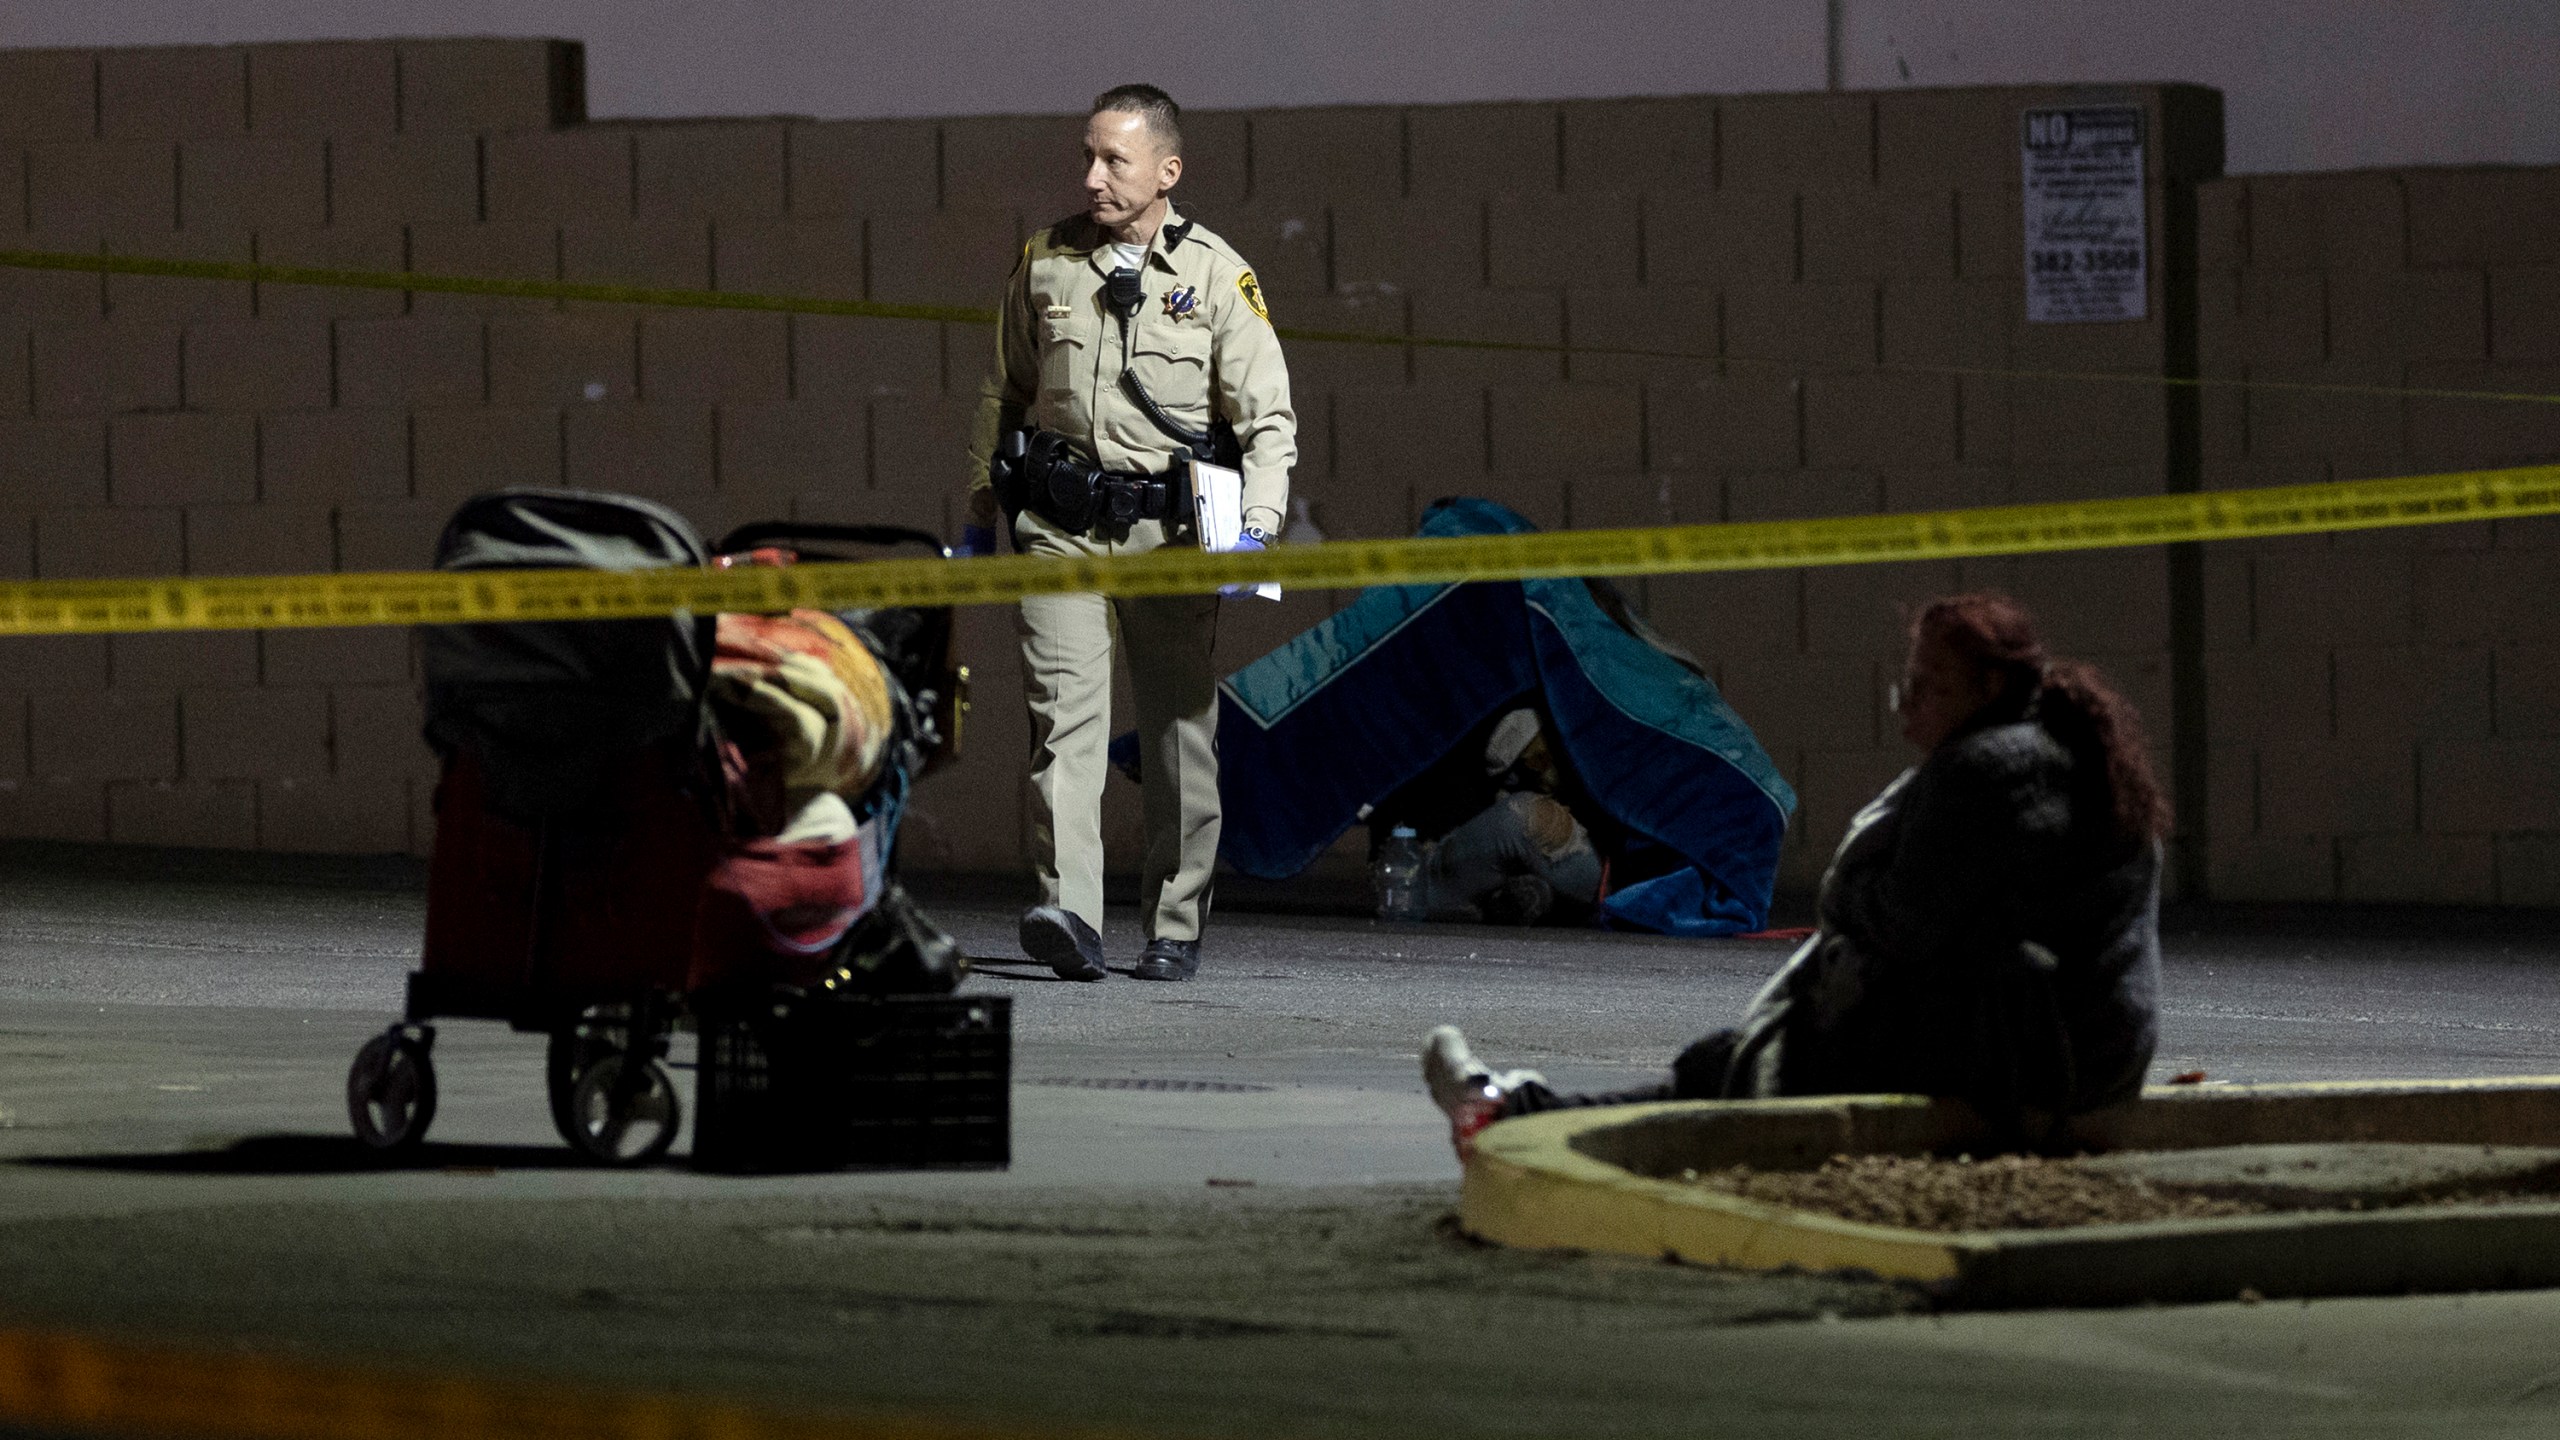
2021, 105, 2148, 324
1190, 458, 1281, 601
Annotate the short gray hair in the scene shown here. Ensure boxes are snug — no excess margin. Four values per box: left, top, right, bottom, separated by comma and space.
1091, 83, 1182, 155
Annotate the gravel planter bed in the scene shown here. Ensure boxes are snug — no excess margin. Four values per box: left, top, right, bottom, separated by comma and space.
1466, 1089, 2560, 1305
1679, 1154, 2257, 1231
1676, 1148, 2560, 1233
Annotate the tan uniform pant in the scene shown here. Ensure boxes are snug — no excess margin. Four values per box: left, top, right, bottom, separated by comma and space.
1013, 509, 1221, 942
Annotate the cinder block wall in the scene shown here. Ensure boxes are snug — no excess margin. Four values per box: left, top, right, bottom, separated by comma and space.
0, 40, 582, 857
16, 37, 2538, 907
2193, 167, 2560, 904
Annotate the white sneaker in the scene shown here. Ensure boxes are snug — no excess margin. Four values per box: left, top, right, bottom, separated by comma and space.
1421, 1025, 1544, 1115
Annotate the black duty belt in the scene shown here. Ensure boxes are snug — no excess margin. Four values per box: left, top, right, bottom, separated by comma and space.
992, 429, 1186, 534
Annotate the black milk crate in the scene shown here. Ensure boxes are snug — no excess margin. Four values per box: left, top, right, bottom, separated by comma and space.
693, 991, 1011, 1173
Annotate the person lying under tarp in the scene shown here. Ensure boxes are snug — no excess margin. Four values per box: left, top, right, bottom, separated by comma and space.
1115, 497, 1795, 936
1421, 592, 2168, 1155
1386, 707, 1604, 926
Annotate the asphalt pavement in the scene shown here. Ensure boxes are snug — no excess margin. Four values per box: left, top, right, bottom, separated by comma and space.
4, 845, 2560, 1438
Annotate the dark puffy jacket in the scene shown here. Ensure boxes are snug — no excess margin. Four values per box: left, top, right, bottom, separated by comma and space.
1723, 712, 2162, 1129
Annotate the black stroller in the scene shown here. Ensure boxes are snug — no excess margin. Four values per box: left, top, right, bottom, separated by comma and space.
344, 489, 1008, 1171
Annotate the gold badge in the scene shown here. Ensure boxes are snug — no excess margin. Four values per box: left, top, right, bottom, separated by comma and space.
1236, 269, 1269, 322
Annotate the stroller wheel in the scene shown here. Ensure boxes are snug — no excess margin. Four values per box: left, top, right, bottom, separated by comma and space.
347, 1026, 437, 1153
545, 1021, 626, 1150
564, 1054, 681, 1167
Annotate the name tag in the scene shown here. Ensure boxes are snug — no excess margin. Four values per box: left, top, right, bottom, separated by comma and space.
1044, 305, 1074, 319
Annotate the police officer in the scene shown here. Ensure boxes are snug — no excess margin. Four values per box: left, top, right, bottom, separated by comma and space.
960, 84, 1296, 983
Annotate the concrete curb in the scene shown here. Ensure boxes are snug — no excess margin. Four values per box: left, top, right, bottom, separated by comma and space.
1459, 1077, 2560, 1308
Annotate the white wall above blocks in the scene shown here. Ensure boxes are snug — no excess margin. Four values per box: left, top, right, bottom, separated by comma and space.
3, 1, 2553, 173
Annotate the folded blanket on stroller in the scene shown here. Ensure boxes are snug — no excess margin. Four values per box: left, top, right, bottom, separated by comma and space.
697, 825, 888, 973
710, 610, 896, 835
705, 609, 902, 965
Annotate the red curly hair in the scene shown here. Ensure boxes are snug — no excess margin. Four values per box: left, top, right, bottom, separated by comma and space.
1912, 593, 2170, 842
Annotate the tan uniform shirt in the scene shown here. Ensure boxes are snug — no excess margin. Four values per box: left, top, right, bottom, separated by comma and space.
967, 204, 1296, 536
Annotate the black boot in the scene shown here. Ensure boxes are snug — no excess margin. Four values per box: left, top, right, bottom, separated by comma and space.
1130, 937, 1200, 982
1021, 905, 1107, 981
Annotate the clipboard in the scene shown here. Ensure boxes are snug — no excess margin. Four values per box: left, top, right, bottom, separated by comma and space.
1188, 458, 1280, 601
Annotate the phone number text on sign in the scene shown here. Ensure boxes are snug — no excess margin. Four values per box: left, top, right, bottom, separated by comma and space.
2022, 106, 2147, 323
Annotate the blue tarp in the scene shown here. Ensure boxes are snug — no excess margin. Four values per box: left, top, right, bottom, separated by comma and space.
1213, 498, 1796, 935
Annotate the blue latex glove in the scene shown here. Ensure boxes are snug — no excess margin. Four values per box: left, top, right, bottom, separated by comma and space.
957, 523, 997, 558
1217, 532, 1266, 597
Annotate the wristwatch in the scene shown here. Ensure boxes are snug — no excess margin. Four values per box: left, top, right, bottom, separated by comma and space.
1243, 523, 1272, 545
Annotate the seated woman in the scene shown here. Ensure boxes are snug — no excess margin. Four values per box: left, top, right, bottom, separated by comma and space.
1421, 593, 2168, 1154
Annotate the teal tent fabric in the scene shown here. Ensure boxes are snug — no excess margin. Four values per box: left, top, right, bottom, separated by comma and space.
1214, 498, 1795, 934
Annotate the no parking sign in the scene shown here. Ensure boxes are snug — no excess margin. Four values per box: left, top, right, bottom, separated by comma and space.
2022, 105, 2148, 323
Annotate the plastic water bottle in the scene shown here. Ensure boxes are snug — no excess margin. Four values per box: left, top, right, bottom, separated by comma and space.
1374, 825, 1425, 922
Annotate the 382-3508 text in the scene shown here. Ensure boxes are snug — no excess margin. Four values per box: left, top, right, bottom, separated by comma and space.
2030, 248, 2143, 275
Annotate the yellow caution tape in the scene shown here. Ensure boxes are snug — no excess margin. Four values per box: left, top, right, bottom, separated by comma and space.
0, 1324, 1113, 1440
0, 245, 995, 324
0, 463, 2552, 637
5, 248, 2557, 408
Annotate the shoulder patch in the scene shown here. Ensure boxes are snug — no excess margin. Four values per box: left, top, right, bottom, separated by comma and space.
1236, 269, 1270, 322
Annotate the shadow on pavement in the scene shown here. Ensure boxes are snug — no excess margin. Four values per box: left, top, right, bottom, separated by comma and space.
12, 1134, 589, 1175
962, 959, 1080, 983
